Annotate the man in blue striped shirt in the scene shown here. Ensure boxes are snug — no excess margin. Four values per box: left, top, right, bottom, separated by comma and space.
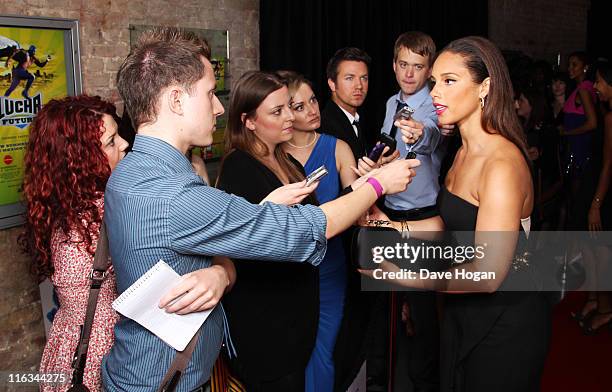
102, 27, 419, 391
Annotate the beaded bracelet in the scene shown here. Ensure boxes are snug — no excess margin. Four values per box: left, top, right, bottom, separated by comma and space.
366, 219, 392, 227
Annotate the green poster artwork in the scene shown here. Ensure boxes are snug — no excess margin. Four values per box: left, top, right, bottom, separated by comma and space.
0, 26, 69, 206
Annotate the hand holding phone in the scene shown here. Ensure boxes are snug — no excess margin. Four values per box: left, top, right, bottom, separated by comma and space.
305, 165, 328, 186
368, 133, 398, 162
394, 106, 415, 122
367, 144, 386, 162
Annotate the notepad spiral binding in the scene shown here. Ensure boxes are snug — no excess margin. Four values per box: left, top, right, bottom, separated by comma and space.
113, 260, 165, 305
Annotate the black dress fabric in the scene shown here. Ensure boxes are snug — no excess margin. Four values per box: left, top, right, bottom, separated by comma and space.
437, 187, 552, 392
216, 149, 319, 390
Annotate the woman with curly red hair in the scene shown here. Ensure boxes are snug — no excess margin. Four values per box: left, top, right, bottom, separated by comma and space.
21, 95, 128, 391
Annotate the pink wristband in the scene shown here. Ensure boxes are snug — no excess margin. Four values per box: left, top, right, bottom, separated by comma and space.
366, 177, 384, 198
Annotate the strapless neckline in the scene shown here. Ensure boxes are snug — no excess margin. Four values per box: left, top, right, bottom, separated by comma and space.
442, 186, 478, 209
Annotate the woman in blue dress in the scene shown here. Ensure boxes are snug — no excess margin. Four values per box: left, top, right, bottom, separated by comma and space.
278, 71, 359, 392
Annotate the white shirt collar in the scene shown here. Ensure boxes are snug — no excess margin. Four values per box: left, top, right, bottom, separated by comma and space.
338, 105, 359, 124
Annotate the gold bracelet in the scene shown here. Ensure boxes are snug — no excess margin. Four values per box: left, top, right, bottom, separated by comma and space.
592, 196, 602, 207
400, 220, 411, 239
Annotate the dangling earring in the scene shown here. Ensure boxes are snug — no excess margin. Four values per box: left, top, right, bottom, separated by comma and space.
479, 97, 485, 110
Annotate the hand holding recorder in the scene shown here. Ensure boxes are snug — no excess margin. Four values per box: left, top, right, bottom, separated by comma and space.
260, 181, 319, 206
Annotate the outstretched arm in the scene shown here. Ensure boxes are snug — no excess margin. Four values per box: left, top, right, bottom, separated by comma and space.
32, 54, 50, 67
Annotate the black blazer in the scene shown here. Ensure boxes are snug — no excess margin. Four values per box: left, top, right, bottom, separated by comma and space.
216, 149, 319, 385
320, 101, 367, 161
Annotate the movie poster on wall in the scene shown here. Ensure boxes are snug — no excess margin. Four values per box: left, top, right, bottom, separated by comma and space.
0, 16, 81, 229
0, 27, 67, 204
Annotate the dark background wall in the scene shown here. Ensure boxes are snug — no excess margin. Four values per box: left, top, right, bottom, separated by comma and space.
260, 0, 596, 134
489, 0, 592, 66
260, 0, 488, 133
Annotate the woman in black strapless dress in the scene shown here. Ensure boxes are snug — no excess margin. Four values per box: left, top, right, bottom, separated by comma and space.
363, 37, 552, 392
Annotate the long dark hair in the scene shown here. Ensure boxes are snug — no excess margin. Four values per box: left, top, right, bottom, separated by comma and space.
441, 36, 529, 158
223, 71, 304, 183
518, 86, 552, 131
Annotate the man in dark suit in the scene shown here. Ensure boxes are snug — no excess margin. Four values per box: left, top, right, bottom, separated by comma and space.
321, 47, 371, 161
323, 47, 391, 392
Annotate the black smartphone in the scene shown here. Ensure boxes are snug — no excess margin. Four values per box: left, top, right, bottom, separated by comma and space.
379, 132, 398, 158
367, 133, 398, 161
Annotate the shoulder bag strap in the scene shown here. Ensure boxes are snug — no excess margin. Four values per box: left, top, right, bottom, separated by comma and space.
70, 222, 110, 385
71, 221, 201, 391
156, 331, 201, 392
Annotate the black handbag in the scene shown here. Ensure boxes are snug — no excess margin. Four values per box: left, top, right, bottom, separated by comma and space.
350, 224, 400, 270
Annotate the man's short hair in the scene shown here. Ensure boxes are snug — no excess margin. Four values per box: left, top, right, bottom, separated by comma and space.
326, 47, 371, 82
393, 32, 436, 65
116, 27, 211, 129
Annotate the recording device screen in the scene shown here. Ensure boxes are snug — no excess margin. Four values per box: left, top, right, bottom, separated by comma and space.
394, 106, 415, 122
393, 106, 417, 160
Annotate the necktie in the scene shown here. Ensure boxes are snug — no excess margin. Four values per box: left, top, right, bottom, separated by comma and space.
353, 120, 366, 156
389, 101, 407, 138
352, 119, 360, 136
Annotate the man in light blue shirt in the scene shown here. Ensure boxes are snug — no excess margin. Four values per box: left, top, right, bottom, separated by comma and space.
102, 27, 418, 392
379, 32, 444, 219
371, 32, 447, 392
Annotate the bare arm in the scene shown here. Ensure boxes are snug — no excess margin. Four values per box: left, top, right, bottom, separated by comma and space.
320, 158, 419, 238
365, 204, 445, 240
367, 159, 528, 293
336, 139, 358, 188
588, 113, 612, 231
32, 54, 49, 67
562, 88, 597, 135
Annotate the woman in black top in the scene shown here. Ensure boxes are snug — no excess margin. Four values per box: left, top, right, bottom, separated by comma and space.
363, 37, 551, 392
216, 71, 419, 391
216, 72, 320, 392
515, 86, 562, 229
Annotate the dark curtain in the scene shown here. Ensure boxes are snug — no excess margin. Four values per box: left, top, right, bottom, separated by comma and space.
587, 0, 611, 61
260, 0, 488, 133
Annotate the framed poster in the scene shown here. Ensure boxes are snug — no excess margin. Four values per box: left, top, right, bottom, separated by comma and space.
0, 15, 82, 229
130, 25, 230, 162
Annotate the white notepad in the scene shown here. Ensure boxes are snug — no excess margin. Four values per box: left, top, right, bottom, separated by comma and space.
112, 260, 214, 351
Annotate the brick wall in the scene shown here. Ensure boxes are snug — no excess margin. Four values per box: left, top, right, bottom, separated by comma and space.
0, 0, 259, 381
488, 0, 589, 66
